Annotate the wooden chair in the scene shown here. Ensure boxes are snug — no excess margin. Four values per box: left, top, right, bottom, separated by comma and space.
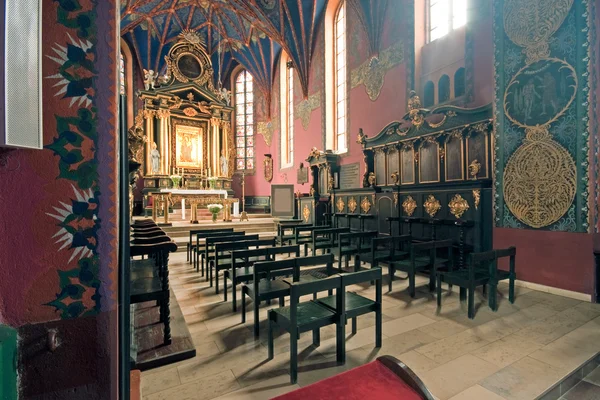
267, 275, 345, 384
242, 258, 298, 337
187, 227, 233, 264
489, 247, 517, 312
307, 227, 350, 256
316, 267, 383, 343
211, 237, 276, 293
335, 231, 378, 271
130, 241, 178, 345
388, 239, 453, 296
368, 235, 411, 272
194, 230, 246, 273
277, 220, 309, 245
227, 245, 300, 311
294, 225, 330, 256
436, 250, 495, 319
200, 232, 252, 276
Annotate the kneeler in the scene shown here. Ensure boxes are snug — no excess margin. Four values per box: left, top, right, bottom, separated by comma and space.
271, 355, 435, 400
267, 275, 345, 384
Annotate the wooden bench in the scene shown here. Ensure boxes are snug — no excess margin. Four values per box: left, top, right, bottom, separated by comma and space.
244, 196, 271, 213
187, 227, 233, 264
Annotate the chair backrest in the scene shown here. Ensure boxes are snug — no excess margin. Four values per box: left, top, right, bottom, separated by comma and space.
231, 247, 271, 264
340, 230, 378, 246
197, 230, 245, 246
215, 237, 276, 256
252, 258, 298, 282
268, 245, 301, 259
290, 274, 342, 299
190, 227, 233, 244
206, 233, 256, 246
295, 254, 335, 277
131, 229, 165, 238
371, 235, 412, 251
130, 241, 177, 257
340, 268, 382, 305
130, 235, 172, 245
312, 227, 351, 245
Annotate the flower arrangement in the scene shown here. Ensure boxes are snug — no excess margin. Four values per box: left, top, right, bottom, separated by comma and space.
207, 203, 223, 222
170, 174, 181, 188
208, 176, 218, 189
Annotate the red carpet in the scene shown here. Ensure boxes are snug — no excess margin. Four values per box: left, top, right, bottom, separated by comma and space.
272, 360, 424, 400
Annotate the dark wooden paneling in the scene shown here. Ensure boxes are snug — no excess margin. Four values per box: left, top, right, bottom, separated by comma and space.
445, 136, 464, 181
401, 148, 415, 184
374, 151, 386, 185
387, 149, 399, 185
377, 195, 393, 234
419, 141, 439, 184
467, 131, 488, 178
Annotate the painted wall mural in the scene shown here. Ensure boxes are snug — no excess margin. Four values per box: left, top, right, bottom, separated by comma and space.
494, 0, 592, 232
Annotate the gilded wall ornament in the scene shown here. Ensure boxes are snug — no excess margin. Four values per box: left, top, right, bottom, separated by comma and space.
393, 193, 399, 207
473, 189, 481, 210
302, 204, 310, 222
503, 0, 573, 64
448, 194, 470, 219
295, 92, 321, 130
390, 171, 399, 185
360, 197, 372, 214
257, 119, 276, 146
348, 197, 358, 213
402, 196, 417, 216
350, 41, 404, 101
423, 195, 441, 218
469, 159, 481, 179
368, 172, 376, 186
183, 107, 198, 117
503, 129, 576, 228
336, 197, 345, 213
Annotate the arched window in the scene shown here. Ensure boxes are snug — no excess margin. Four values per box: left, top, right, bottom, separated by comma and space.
429, 0, 467, 42
235, 70, 254, 170
424, 81, 435, 107
438, 75, 450, 103
334, 1, 347, 153
454, 67, 465, 98
119, 52, 126, 96
280, 54, 294, 168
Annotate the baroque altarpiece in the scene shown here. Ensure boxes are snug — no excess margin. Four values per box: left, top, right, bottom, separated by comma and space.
130, 32, 235, 196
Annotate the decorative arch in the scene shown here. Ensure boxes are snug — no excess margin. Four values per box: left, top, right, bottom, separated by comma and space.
454, 67, 466, 98
424, 80, 435, 107
438, 74, 450, 103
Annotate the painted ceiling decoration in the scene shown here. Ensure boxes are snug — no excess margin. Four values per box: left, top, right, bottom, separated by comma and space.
348, 0, 389, 58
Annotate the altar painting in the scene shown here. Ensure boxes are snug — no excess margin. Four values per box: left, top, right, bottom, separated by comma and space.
175, 125, 203, 169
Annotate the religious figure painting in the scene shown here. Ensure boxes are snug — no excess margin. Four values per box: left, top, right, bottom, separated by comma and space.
175, 125, 203, 169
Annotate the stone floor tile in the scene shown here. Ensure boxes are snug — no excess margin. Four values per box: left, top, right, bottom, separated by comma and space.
471, 334, 543, 368
529, 335, 599, 374
381, 312, 436, 338
396, 350, 439, 375
358, 328, 437, 359
416, 330, 489, 364
212, 375, 300, 400
448, 385, 508, 400
420, 354, 500, 400
521, 291, 581, 312
146, 370, 240, 400
418, 319, 469, 340
481, 356, 563, 400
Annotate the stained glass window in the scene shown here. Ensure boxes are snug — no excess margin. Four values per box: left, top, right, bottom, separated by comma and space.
335, 2, 347, 153
429, 0, 467, 42
119, 52, 126, 96
235, 70, 254, 170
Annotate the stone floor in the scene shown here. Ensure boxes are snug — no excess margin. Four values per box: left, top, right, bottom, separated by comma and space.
141, 252, 600, 400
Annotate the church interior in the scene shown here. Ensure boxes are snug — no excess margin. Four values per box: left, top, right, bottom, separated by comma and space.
1, 0, 600, 399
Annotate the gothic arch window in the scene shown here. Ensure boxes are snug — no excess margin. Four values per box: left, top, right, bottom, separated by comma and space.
234, 70, 254, 170
424, 81, 435, 107
438, 74, 450, 103
454, 67, 465, 98
429, 0, 468, 42
334, 1, 347, 153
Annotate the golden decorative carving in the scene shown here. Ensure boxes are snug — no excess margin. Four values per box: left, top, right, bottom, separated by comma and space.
368, 172, 376, 186
156, 109, 170, 119
390, 171, 399, 185
142, 109, 156, 119
357, 128, 367, 146
308, 147, 323, 159
309, 186, 315, 196
424, 195, 441, 218
503, 129, 576, 228
448, 194, 470, 219
295, 92, 321, 130
350, 41, 404, 101
164, 32, 215, 90
168, 96, 183, 110
503, 0, 573, 64
183, 107, 198, 117
402, 196, 417, 216
473, 189, 481, 210
348, 197, 358, 213
469, 159, 481, 179
407, 90, 425, 128
128, 116, 146, 163
393, 193, 399, 207
360, 197, 372, 214
336, 197, 345, 213
302, 204, 310, 222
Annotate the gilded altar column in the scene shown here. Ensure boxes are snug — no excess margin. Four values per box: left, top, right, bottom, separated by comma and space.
211, 117, 220, 176
157, 109, 171, 175
143, 109, 156, 175
221, 119, 233, 178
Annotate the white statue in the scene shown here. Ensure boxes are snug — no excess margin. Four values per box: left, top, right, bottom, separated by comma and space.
143, 69, 158, 90
218, 88, 231, 106
220, 150, 228, 177
151, 142, 160, 174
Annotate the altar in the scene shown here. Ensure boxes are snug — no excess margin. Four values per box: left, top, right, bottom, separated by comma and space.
129, 31, 237, 210
152, 189, 239, 224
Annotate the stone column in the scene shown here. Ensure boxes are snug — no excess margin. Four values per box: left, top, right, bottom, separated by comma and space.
156, 109, 171, 175
143, 109, 156, 175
